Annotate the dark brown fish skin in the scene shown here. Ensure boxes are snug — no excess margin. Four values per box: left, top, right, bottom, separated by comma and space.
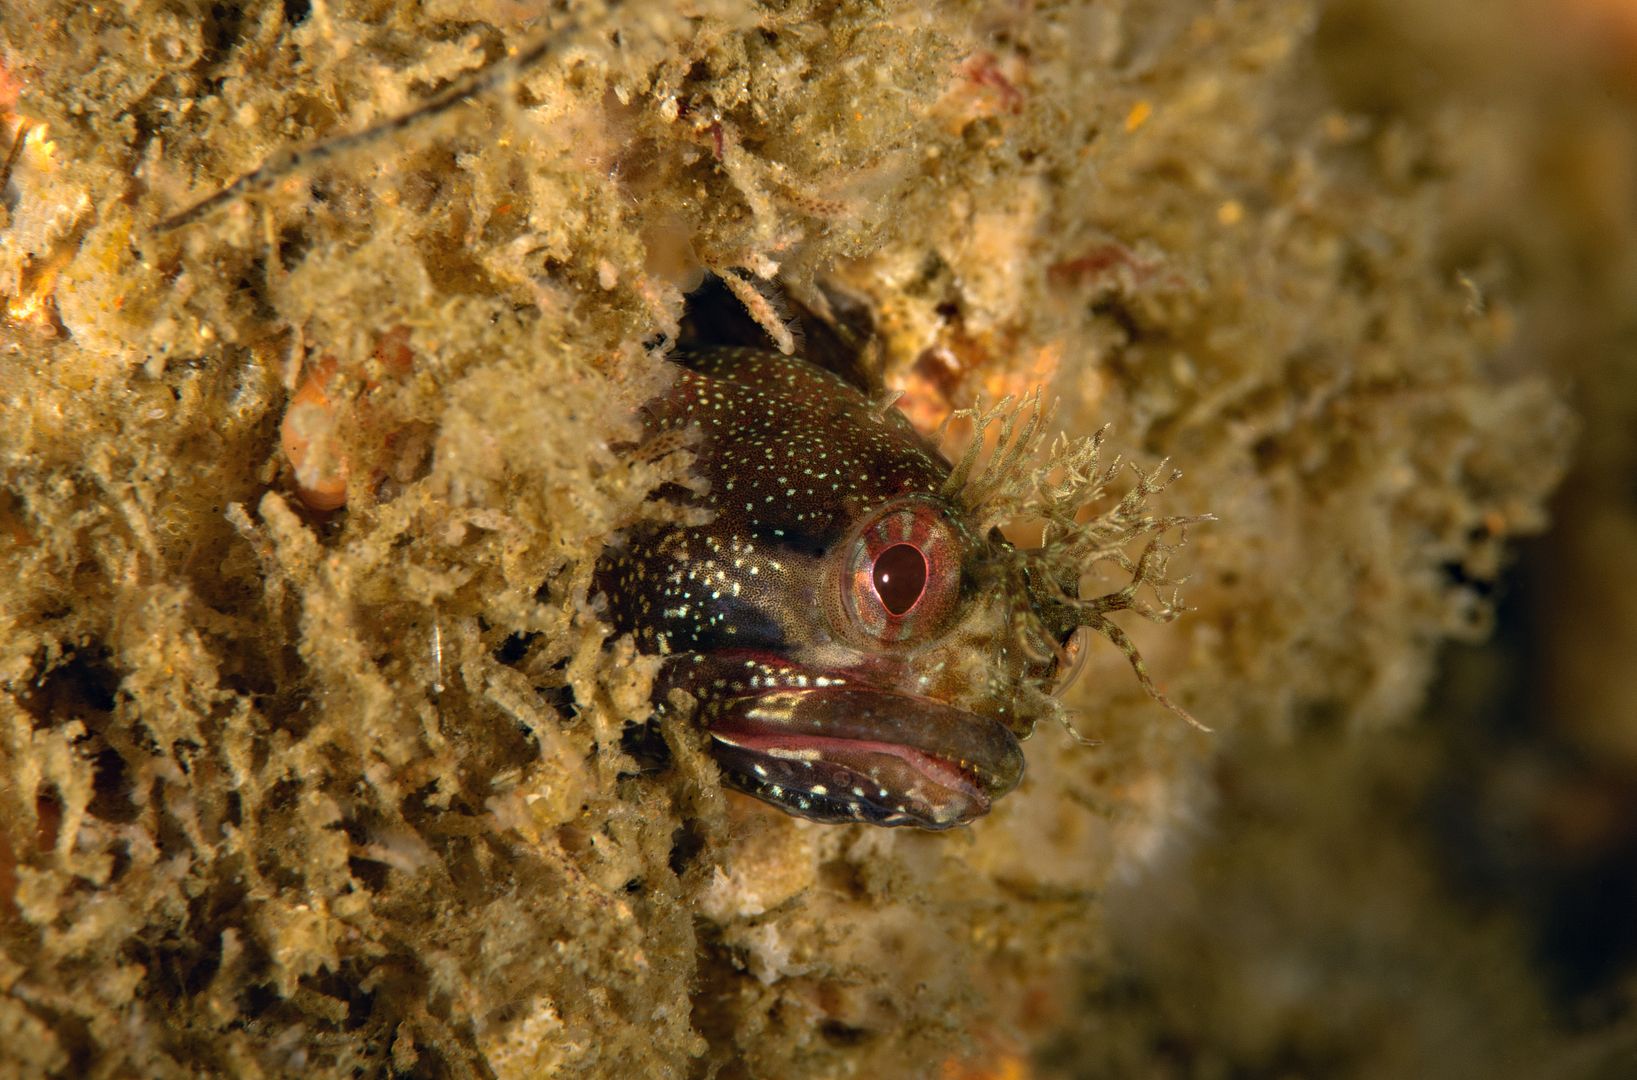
596, 347, 1055, 829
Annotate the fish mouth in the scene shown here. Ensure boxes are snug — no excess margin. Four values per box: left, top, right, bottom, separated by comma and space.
703, 686, 1025, 829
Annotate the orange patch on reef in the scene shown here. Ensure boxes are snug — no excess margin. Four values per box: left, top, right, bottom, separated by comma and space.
3, 101, 71, 333
279, 326, 420, 512
281, 355, 350, 511
940, 1049, 1031, 1080
0, 56, 19, 111
895, 333, 1064, 436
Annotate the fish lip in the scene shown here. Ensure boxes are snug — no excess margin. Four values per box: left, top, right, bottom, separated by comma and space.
703, 686, 1025, 829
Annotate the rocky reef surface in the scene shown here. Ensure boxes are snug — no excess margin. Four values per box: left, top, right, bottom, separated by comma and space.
3, 1, 1626, 1076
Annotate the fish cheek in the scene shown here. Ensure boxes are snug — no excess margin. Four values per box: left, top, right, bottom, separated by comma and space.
685, 591, 791, 653
685, 544, 832, 655
917, 594, 1035, 727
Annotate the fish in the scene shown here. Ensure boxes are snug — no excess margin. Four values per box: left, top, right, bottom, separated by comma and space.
595, 282, 1196, 829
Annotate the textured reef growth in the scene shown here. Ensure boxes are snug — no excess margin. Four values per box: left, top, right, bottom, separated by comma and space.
0, 1, 1578, 1077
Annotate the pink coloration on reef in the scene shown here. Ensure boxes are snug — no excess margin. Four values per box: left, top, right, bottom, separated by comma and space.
961, 51, 1026, 115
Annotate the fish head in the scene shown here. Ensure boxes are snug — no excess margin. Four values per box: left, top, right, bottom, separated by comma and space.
597, 349, 1068, 829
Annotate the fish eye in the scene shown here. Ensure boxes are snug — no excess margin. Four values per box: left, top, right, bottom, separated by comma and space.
835, 498, 964, 644
872, 543, 927, 615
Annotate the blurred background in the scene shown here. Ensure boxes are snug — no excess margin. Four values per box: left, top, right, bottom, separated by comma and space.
1049, 1, 1637, 1075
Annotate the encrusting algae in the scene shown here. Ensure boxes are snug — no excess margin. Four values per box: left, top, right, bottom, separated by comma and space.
0, 1, 1580, 1077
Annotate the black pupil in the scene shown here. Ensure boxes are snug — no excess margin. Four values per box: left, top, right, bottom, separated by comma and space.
872, 544, 928, 616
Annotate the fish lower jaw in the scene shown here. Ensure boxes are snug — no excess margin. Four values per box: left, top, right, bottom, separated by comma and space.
708, 729, 994, 829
